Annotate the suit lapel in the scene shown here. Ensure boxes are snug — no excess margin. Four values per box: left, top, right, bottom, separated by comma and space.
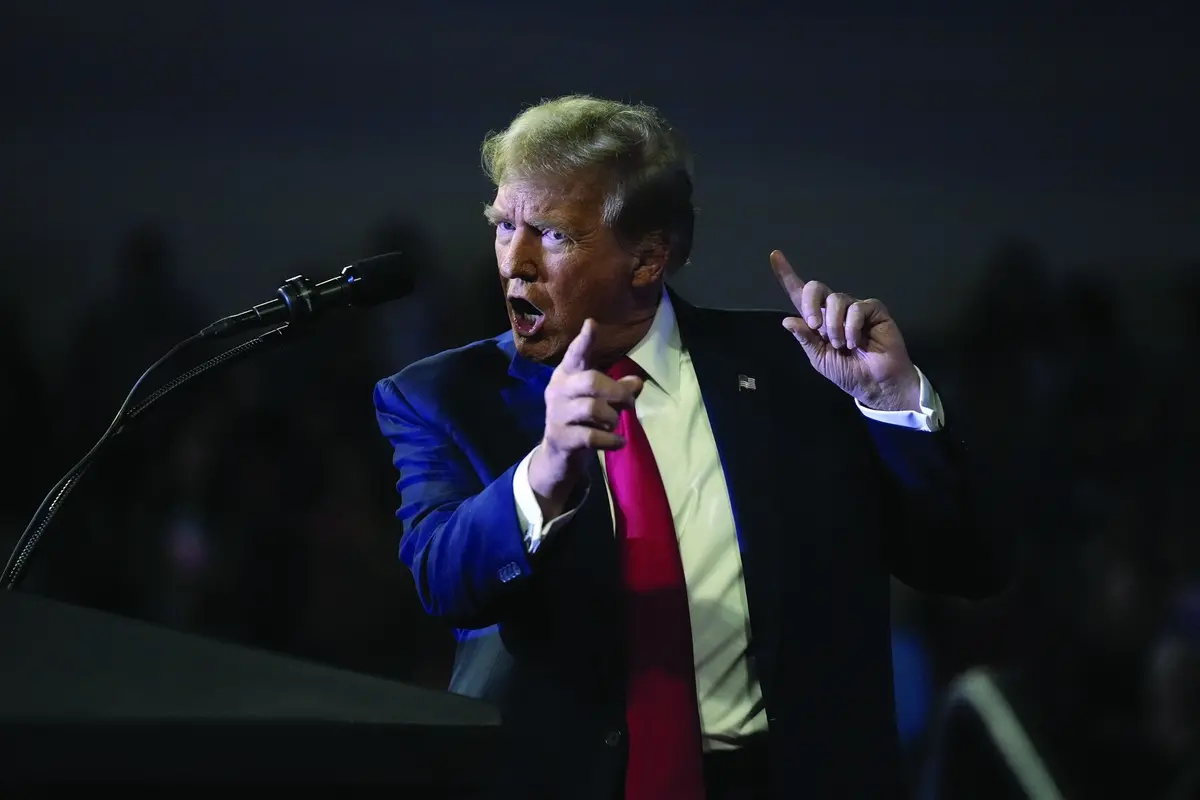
670, 290, 784, 638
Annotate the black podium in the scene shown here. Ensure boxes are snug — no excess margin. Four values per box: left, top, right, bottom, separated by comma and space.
0, 591, 500, 792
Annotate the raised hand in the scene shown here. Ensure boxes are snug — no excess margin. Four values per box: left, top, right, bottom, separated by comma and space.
770, 250, 920, 412
528, 319, 643, 514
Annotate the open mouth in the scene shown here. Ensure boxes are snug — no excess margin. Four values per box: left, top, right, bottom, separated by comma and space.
508, 297, 546, 336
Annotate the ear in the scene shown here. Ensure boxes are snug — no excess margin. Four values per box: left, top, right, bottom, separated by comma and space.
630, 232, 670, 288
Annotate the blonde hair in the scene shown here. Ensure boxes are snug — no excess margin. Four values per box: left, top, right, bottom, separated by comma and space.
481, 95, 695, 273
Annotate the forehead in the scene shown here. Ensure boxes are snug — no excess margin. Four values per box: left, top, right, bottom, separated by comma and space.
491, 176, 606, 222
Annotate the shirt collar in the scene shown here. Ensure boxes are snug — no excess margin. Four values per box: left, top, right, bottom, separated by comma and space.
625, 289, 683, 397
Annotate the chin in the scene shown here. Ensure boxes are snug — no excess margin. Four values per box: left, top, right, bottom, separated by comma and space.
512, 330, 563, 365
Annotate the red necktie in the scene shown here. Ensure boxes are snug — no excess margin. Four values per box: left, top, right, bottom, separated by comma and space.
605, 357, 706, 800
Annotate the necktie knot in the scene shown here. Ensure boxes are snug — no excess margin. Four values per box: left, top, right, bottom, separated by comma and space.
607, 356, 645, 382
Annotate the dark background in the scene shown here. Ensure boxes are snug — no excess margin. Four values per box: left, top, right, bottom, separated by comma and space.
1, 2, 1197, 794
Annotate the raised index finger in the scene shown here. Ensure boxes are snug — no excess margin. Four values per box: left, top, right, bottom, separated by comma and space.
560, 318, 596, 373
770, 250, 806, 307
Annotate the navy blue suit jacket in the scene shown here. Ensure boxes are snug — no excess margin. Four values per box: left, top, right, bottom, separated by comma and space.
374, 291, 1011, 799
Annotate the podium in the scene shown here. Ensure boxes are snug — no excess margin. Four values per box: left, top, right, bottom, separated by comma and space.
0, 591, 500, 791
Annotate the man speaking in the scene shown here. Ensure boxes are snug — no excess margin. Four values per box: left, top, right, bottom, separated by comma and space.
374, 95, 1011, 799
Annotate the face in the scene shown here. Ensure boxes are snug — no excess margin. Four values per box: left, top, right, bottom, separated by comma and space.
486, 175, 664, 365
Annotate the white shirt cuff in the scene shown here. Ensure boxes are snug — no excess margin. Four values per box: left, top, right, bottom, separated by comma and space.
855, 367, 945, 432
512, 447, 587, 553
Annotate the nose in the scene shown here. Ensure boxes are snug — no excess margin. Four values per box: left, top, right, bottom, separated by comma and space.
498, 228, 541, 282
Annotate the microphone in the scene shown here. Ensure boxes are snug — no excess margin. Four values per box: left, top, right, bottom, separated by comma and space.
199, 251, 412, 340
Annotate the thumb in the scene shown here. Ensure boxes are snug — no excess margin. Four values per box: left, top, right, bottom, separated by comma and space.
561, 318, 597, 372
782, 316, 824, 360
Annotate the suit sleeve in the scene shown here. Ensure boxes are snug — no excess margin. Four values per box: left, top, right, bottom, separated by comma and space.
865, 383, 1013, 600
374, 376, 536, 629
512, 446, 589, 552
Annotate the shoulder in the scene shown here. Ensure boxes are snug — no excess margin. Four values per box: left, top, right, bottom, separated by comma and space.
374, 331, 512, 413
670, 287, 788, 329
675, 294, 797, 355
693, 304, 791, 334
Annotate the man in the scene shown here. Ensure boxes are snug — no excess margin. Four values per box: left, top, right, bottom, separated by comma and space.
374, 95, 1011, 799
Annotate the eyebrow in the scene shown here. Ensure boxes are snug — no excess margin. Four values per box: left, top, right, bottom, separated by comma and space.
482, 204, 506, 225
483, 203, 580, 235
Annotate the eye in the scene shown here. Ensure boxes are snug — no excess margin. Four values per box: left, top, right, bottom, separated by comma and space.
495, 221, 515, 233
543, 228, 569, 243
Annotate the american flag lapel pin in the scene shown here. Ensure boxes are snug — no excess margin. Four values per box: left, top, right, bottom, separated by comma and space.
737, 374, 757, 391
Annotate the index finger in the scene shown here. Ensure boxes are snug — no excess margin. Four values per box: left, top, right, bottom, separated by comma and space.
769, 250, 806, 303
560, 318, 597, 373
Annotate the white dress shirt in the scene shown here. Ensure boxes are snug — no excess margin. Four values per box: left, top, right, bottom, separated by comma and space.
511, 292, 944, 751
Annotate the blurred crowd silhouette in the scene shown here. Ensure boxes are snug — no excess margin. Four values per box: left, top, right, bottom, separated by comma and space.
1, 223, 1196, 796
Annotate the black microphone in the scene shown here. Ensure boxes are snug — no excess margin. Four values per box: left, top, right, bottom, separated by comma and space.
199, 251, 412, 340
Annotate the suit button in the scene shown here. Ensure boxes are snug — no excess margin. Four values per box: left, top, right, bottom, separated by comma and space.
603, 730, 622, 747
